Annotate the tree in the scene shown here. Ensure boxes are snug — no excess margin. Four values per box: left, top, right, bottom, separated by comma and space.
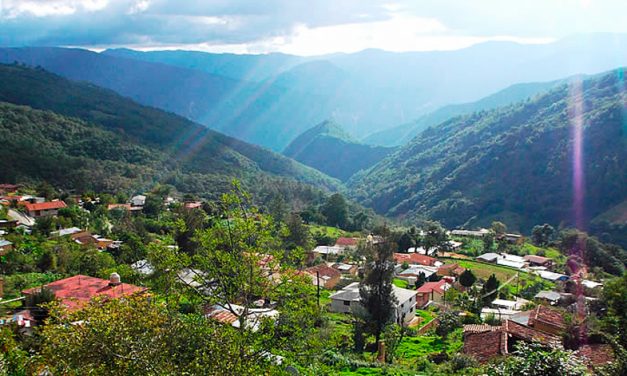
458, 269, 477, 288
489, 342, 587, 376
531, 223, 555, 246
359, 238, 397, 348
24, 286, 55, 323
491, 221, 507, 235
481, 274, 500, 306
284, 212, 313, 251
415, 272, 427, 289
601, 273, 627, 348
397, 233, 413, 253
422, 221, 448, 256
39, 295, 279, 375
483, 231, 495, 252
436, 311, 461, 341
321, 193, 348, 229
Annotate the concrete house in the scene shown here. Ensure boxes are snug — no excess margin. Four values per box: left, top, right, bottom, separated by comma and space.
329, 282, 417, 325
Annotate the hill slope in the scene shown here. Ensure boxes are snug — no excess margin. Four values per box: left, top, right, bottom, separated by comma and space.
5, 34, 627, 151
348, 69, 627, 237
283, 121, 393, 181
364, 79, 565, 146
0, 64, 340, 196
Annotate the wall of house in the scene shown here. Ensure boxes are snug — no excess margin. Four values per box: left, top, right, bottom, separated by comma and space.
396, 295, 417, 324
329, 298, 354, 314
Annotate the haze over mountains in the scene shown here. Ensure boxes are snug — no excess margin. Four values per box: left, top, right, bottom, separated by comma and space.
3, 33, 627, 152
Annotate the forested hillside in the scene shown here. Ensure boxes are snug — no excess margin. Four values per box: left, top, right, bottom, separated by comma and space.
349, 69, 627, 244
0, 64, 340, 200
364, 79, 564, 146
283, 120, 394, 181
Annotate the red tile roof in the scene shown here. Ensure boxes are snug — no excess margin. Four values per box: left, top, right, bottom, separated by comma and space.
503, 319, 561, 346
394, 253, 437, 266
577, 344, 615, 367
22, 275, 147, 311
416, 279, 448, 294
463, 329, 506, 362
335, 237, 358, 246
530, 305, 566, 331
205, 307, 239, 325
107, 203, 131, 210
437, 263, 465, 276
24, 201, 67, 212
304, 264, 341, 279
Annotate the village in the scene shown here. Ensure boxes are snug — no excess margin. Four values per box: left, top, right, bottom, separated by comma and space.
0, 182, 620, 375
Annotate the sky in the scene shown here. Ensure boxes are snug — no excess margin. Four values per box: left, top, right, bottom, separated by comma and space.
2, 0, 627, 55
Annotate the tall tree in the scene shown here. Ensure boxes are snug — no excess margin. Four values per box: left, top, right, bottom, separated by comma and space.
459, 269, 477, 288
422, 221, 448, 256
531, 223, 555, 246
360, 237, 397, 347
481, 274, 500, 306
397, 232, 413, 253
321, 193, 348, 229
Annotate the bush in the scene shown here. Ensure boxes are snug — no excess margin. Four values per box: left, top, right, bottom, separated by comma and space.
448, 354, 477, 372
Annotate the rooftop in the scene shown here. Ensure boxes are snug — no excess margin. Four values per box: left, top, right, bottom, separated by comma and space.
22, 275, 147, 311
394, 252, 436, 266
24, 200, 67, 212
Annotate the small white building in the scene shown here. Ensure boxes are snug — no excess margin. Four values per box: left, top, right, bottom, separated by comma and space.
130, 195, 147, 207
491, 297, 529, 310
480, 307, 519, 321
329, 282, 417, 325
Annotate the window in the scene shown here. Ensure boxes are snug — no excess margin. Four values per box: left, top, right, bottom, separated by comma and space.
343, 300, 350, 306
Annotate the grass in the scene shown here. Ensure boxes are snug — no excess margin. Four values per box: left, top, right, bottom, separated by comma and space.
452, 259, 554, 294
308, 224, 347, 239
339, 367, 417, 376
416, 310, 435, 327
392, 278, 409, 289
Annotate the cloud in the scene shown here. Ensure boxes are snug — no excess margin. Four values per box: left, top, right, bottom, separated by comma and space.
1, 0, 626, 54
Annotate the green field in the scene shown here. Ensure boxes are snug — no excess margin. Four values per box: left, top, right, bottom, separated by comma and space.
452, 260, 554, 294
393, 278, 409, 289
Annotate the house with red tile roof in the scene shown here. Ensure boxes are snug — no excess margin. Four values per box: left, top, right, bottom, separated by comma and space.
334, 237, 359, 248
523, 254, 553, 268
22, 274, 148, 311
436, 263, 465, 277
304, 264, 342, 289
463, 305, 567, 362
416, 279, 450, 307
23, 200, 67, 218
393, 253, 437, 266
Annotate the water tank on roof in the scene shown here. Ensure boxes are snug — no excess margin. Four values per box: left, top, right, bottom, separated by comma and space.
109, 272, 121, 286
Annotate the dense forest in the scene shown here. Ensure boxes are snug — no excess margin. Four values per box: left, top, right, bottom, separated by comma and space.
0, 64, 344, 204
349, 69, 627, 246
283, 120, 394, 181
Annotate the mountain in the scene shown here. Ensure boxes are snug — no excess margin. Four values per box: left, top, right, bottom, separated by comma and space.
5, 34, 627, 152
348, 68, 627, 240
0, 64, 340, 198
364, 79, 565, 146
103, 48, 304, 82
283, 121, 394, 181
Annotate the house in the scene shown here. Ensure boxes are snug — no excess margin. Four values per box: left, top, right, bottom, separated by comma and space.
131, 259, 155, 275
304, 264, 341, 289
534, 290, 562, 305
464, 306, 566, 362
581, 280, 603, 289
184, 201, 202, 209
335, 237, 359, 249
311, 245, 345, 256
393, 253, 437, 266
0, 219, 18, 230
397, 265, 437, 280
204, 303, 279, 332
480, 308, 520, 321
477, 252, 500, 263
329, 282, 417, 325
451, 228, 491, 237
495, 254, 527, 270
107, 203, 132, 211
537, 270, 569, 282
502, 233, 524, 244
332, 263, 358, 276
523, 255, 553, 268
436, 263, 465, 278
0, 184, 20, 193
0, 239, 13, 255
130, 195, 146, 207
22, 274, 148, 311
50, 227, 82, 237
415, 279, 450, 308
23, 200, 67, 218
491, 298, 529, 311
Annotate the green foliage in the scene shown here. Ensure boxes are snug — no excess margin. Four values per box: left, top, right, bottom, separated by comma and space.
322, 193, 349, 229
458, 269, 477, 288
283, 120, 393, 181
531, 223, 555, 246
488, 342, 587, 376
481, 274, 500, 306
349, 70, 627, 240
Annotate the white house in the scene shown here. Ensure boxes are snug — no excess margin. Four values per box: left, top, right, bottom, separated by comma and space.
130, 195, 146, 207
329, 282, 417, 325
